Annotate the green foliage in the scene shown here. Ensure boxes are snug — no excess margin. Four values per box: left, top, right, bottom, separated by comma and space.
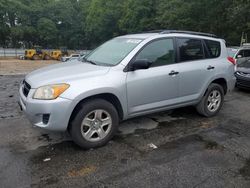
119, 0, 157, 33
0, 0, 249, 48
37, 18, 58, 48
85, 0, 124, 47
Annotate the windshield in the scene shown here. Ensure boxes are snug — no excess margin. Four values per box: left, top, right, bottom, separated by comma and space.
85, 38, 142, 66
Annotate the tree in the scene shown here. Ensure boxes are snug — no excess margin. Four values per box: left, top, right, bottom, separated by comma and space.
118, 0, 157, 34
37, 18, 58, 48
0, 0, 249, 48
226, 0, 250, 45
85, 0, 124, 48
0, 1, 10, 47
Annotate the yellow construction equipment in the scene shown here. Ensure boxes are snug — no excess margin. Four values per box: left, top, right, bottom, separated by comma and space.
24, 46, 51, 60
50, 47, 69, 61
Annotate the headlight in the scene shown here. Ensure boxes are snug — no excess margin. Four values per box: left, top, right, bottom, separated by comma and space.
33, 84, 70, 100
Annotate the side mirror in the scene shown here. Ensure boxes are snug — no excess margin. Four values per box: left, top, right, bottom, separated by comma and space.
237, 54, 243, 59
130, 59, 151, 71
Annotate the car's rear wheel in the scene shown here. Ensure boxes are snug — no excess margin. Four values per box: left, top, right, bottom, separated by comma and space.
69, 99, 119, 149
196, 83, 224, 117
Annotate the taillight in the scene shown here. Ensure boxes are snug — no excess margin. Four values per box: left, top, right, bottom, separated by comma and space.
227, 57, 236, 65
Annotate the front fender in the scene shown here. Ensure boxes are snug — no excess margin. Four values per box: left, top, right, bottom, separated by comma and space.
65, 88, 128, 125
61, 72, 128, 122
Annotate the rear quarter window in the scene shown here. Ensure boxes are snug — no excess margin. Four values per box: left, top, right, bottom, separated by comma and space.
177, 38, 204, 62
205, 40, 221, 58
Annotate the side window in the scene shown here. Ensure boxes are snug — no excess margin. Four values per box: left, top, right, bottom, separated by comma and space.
237, 50, 244, 57
135, 38, 175, 67
177, 38, 204, 62
243, 50, 250, 57
205, 40, 221, 58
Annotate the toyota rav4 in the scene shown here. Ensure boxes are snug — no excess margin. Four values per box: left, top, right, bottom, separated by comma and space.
19, 30, 236, 149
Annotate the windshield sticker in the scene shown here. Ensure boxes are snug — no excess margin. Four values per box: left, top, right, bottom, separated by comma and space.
126, 39, 142, 44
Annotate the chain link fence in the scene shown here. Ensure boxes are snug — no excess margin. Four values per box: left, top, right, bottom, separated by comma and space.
0, 48, 25, 58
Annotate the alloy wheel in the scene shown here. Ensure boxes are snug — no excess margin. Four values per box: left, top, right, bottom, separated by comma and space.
80, 109, 112, 142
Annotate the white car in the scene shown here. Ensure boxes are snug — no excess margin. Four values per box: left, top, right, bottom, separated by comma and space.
61, 54, 80, 62
233, 44, 250, 59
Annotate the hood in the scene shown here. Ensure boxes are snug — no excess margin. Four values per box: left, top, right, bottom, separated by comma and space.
237, 58, 250, 74
25, 61, 110, 88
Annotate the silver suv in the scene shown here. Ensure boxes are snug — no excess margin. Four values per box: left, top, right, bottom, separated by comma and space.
19, 30, 236, 149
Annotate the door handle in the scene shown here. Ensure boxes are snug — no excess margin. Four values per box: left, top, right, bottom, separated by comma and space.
207, 65, 215, 70
169, 70, 179, 76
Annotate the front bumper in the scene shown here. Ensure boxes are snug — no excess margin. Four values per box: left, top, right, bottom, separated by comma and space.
235, 73, 250, 90
19, 86, 74, 131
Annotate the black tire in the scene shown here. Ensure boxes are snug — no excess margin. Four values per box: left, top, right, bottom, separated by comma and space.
69, 99, 119, 149
196, 83, 224, 117
32, 54, 40, 60
44, 54, 51, 60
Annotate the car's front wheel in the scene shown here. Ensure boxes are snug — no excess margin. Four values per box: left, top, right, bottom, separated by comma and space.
69, 99, 119, 149
196, 83, 224, 117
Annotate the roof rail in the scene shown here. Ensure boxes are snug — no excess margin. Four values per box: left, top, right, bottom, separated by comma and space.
143, 29, 218, 38
160, 30, 218, 38
242, 43, 250, 47
143, 30, 165, 33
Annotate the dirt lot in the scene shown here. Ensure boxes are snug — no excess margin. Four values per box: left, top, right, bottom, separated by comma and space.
0, 62, 250, 188
0, 59, 59, 75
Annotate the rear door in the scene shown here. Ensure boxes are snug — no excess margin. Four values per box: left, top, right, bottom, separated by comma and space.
177, 38, 220, 102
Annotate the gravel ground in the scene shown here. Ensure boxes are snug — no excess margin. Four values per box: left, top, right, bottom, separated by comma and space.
0, 59, 59, 75
0, 74, 250, 188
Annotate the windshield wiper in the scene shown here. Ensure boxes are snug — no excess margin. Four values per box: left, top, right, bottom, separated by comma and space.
82, 57, 97, 65
86, 60, 97, 65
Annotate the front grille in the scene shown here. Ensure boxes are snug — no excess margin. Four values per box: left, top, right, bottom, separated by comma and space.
22, 80, 31, 97
237, 71, 250, 77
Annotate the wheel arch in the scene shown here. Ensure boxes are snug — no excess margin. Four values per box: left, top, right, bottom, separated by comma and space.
211, 78, 227, 95
68, 93, 124, 131
200, 77, 228, 100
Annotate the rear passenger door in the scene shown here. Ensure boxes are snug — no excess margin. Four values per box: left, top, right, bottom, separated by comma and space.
177, 38, 219, 101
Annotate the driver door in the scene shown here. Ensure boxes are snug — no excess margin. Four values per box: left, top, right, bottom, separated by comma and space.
126, 38, 180, 115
